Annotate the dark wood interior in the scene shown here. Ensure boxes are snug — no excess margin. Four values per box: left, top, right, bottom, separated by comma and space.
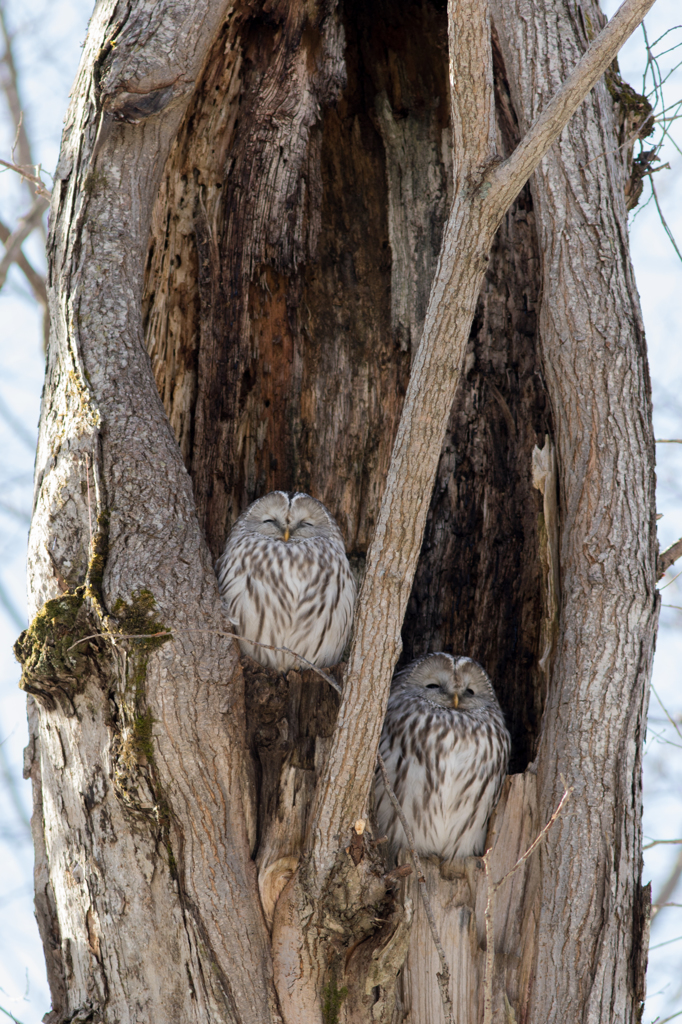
143, 0, 552, 795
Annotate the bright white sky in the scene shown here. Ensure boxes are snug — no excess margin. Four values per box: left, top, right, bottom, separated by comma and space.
0, 2, 680, 1021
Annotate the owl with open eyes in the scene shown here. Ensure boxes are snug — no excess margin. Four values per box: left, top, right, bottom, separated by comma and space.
216, 491, 356, 673
374, 653, 510, 862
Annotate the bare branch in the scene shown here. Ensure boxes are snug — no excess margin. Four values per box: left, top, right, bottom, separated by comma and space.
376, 752, 454, 1024
649, 934, 682, 951
0, 7, 33, 171
0, 196, 48, 290
652, 1012, 682, 1024
488, 0, 659, 218
482, 850, 495, 1024
0, 735, 29, 835
0, 217, 46, 306
649, 175, 682, 263
651, 843, 682, 922
0, 392, 37, 451
651, 684, 682, 745
0, 158, 52, 199
659, 538, 682, 579
0, 575, 24, 631
492, 786, 573, 892
643, 839, 682, 850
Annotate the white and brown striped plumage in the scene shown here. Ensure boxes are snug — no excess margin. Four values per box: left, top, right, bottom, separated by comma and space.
216, 491, 356, 673
374, 653, 510, 862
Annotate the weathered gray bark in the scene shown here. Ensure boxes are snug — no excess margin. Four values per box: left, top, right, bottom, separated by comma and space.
491, 2, 657, 1018
19, 0, 658, 1022
23, 2, 278, 1020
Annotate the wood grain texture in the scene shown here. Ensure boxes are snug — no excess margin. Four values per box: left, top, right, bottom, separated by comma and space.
490, 1, 657, 1020
27, 0, 659, 1019
27, 1, 279, 1021
398, 772, 541, 1024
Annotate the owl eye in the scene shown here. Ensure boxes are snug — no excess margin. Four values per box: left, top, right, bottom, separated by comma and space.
262, 518, 277, 525
465, 688, 474, 696
425, 683, 440, 690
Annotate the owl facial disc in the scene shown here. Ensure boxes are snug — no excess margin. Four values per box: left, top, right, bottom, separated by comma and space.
397, 652, 497, 712
244, 491, 337, 543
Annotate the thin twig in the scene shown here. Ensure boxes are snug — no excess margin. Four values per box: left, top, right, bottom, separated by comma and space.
0, 158, 52, 199
644, 839, 682, 850
0, 8, 33, 172
0, 218, 46, 305
482, 785, 572, 1024
0, 1005, 26, 1024
67, 626, 342, 694
650, 833, 682, 923
651, 1012, 682, 1024
658, 538, 682, 579
0, 196, 48, 290
376, 752, 454, 1024
651, 685, 682, 744
482, 849, 495, 1024
649, 934, 682, 951
650, 176, 682, 263
658, 568, 682, 591
492, 786, 572, 892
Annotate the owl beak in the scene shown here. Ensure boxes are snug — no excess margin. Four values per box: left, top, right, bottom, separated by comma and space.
283, 527, 290, 542
453, 693, 459, 709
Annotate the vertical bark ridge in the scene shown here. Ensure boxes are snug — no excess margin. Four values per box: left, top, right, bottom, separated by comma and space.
489, 2, 657, 1021
30, 2, 281, 1020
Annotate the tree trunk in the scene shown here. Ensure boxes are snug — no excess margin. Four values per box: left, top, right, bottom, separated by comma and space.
19, 0, 657, 1022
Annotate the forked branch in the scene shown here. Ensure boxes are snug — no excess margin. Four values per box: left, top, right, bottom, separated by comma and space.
488, 0, 660, 218
659, 537, 682, 579
0, 196, 48, 290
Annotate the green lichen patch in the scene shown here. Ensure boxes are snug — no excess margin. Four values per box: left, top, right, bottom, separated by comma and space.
85, 510, 110, 607
83, 169, 108, 196
322, 977, 348, 1024
605, 71, 655, 136
109, 589, 170, 785
14, 589, 100, 703
119, 707, 155, 771
111, 589, 171, 654
133, 707, 154, 761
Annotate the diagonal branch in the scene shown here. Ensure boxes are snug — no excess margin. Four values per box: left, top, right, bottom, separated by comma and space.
307, 0, 660, 888
652, 843, 682, 921
0, 157, 52, 199
0, 6, 33, 172
488, 0, 660, 218
659, 537, 682, 579
0, 218, 46, 306
0, 196, 47, 290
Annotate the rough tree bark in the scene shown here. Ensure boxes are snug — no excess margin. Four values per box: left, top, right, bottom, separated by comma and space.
18, 0, 658, 1022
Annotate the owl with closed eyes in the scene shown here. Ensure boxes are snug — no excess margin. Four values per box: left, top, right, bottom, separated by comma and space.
374, 653, 510, 862
216, 491, 356, 673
